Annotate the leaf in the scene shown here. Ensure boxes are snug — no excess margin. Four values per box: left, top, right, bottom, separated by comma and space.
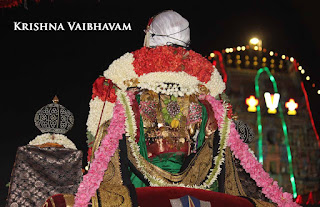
86, 131, 95, 147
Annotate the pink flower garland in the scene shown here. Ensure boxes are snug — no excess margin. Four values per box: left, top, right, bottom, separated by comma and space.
203, 94, 299, 207
74, 91, 299, 207
74, 100, 126, 207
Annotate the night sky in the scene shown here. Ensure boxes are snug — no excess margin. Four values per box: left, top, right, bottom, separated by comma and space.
1, 1, 320, 205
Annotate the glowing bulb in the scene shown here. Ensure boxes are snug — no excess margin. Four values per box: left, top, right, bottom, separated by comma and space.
298, 66, 302, 70
269, 51, 274, 56
317, 90, 320, 94
301, 69, 305, 74
250, 38, 260, 45
237, 46, 241, 51
290, 57, 294, 62
306, 76, 310, 81
225, 48, 230, 53
281, 55, 286, 59
262, 57, 267, 62
241, 46, 246, 51
254, 46, 258, 50
210, 53, 215, 57
246, 95, 259, 112
230, 48, 233, 52
285, 99, 298, 115
264, 92, 280, 114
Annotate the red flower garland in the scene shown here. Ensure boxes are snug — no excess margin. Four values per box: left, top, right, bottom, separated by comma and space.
92, 77, 117, 103
132, 46, 214, 83
87, 147, 93, 162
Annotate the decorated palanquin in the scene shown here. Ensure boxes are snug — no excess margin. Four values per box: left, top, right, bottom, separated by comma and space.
48, 45, 298, 207
6, 97, 83, 207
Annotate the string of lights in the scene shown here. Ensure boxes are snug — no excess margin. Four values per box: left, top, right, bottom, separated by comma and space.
219, 44, 319, 96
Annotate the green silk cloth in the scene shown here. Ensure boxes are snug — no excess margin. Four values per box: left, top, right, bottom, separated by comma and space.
197, 101, 207, 149
130, 153, 184, 187
149, 153, 185, 174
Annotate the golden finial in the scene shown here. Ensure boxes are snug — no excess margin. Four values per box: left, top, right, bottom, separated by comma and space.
52, 95, 59, 104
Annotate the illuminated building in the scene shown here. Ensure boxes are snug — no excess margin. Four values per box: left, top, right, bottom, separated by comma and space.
209, 46, 320, 197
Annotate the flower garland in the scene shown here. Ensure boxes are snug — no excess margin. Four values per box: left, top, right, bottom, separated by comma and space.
104, 52, 138, 91
86, 96, 115, 137
87, 76, 117, 137
199, 95, 230, 188
74, 95, 126, 207
103, 46, 226, 98
137, 72, 200, 97
28, 133, 77, 149
86, 77, 117, 165
124, 92, 230, 189
204, 94, 299, 207
132, 46, 214, 83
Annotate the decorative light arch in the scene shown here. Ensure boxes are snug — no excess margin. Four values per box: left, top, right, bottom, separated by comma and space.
254, 67, 297, 198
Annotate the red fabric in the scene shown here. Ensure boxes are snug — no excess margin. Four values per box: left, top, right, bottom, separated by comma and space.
43, 194, 66, 207
136, 187, 255, 207
43, 187, 255, 207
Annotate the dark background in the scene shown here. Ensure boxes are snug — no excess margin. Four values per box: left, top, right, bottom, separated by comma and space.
1, 1, 319, 205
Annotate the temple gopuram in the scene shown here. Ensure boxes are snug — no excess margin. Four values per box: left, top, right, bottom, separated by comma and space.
208, 42, 320, 203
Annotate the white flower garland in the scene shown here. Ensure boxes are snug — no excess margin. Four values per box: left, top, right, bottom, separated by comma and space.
138, 72, 200, 97
28, 133, 77, 149
202, 103, 230, 188
103, 52, 138, 91
120, 91, 230, 189
86, 97, 115, 137
206, 69, 226, 98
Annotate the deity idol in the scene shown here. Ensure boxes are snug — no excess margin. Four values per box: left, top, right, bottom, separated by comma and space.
44, 10, 300, 207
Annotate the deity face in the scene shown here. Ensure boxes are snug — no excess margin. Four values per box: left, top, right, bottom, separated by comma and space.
137, 89, 217, 159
